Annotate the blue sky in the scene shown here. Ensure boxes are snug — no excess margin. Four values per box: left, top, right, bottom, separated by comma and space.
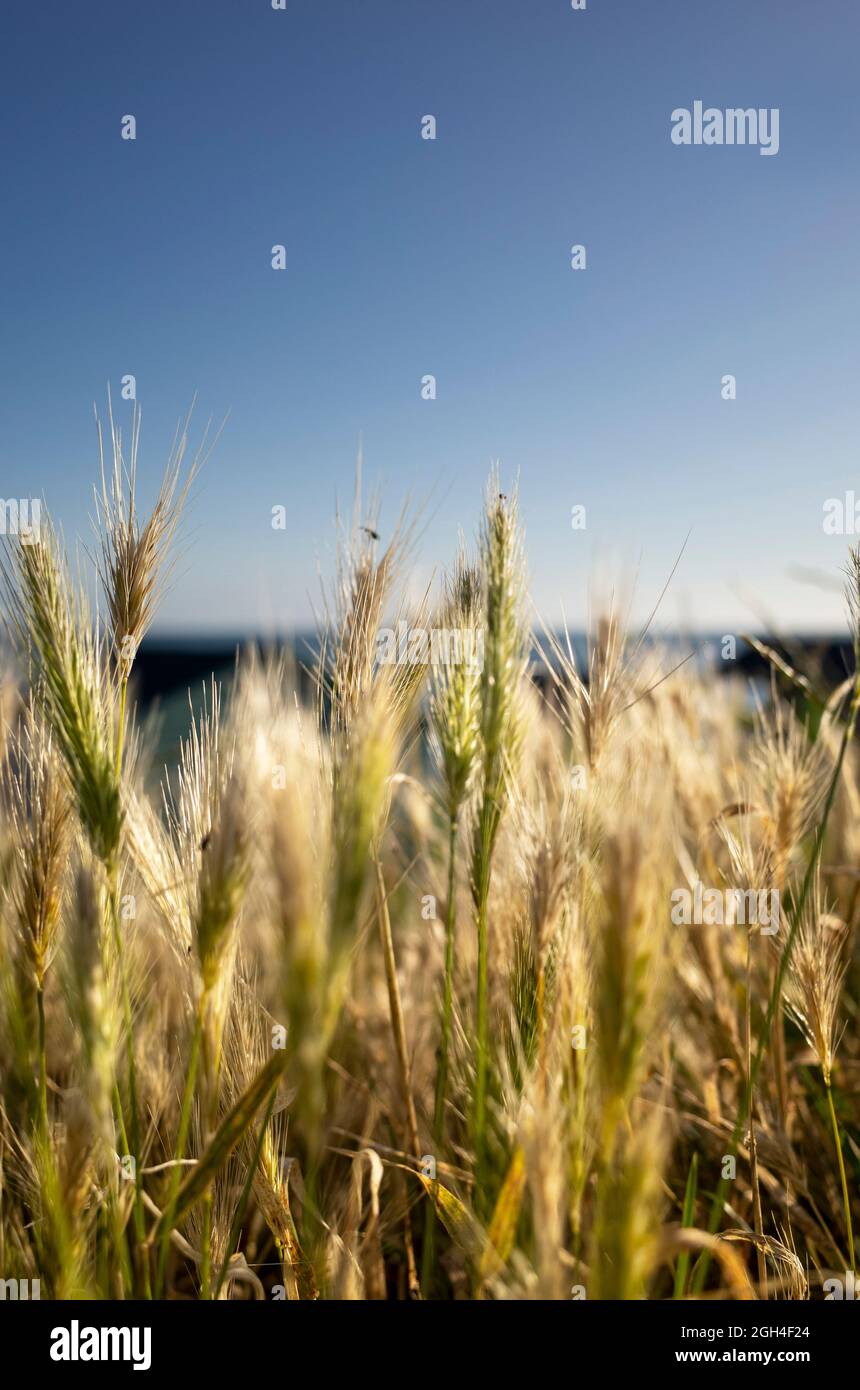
1, 0, 858, 635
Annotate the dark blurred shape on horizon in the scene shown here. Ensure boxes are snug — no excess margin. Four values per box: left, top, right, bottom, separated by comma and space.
129, 631, 855, 711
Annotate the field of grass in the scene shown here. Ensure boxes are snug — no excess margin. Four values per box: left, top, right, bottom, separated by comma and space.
0, 416, 857, 1300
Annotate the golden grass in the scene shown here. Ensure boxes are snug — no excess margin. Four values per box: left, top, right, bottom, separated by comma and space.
0, 430, 857, 1300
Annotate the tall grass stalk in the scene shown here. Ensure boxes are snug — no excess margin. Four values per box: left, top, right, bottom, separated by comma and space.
470, 479, 527, 1200
422, 555, 481, 1284
825, 1080, 855, 1272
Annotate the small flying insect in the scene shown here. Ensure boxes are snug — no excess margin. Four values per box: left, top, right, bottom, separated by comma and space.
200, 832, 211, 852
361, 525, 380, 541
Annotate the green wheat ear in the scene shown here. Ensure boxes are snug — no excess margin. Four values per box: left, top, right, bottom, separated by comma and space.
470, 470, 529, 1198
1, 523, 122, 865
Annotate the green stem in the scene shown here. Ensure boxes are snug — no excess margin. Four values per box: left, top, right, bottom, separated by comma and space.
435, 815, 459, 1143
199, 1022, 223, 1301
214, 1089, 277, 1299
107, 868, 150, 1297
825, 1076, 856, 1273
375, 858, 421, 1159
109, 668, 151, 1296
109, 1088, 135, 1296
422, 813, 458, 1293
472, 772, 497, 1206
473, 844, 491, 1204
36, 981, 48, 1139
155, 1005, 203, 1297
200, 1193, 212, 1299
115, 676, 128, 781
745, 933, 767, 1290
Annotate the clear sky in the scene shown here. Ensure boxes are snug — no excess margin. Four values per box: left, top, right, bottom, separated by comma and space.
1, 0, 858, 636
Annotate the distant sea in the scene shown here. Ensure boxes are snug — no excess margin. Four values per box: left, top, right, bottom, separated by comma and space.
2, 630, 851, 769
126, 629, 852, 766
